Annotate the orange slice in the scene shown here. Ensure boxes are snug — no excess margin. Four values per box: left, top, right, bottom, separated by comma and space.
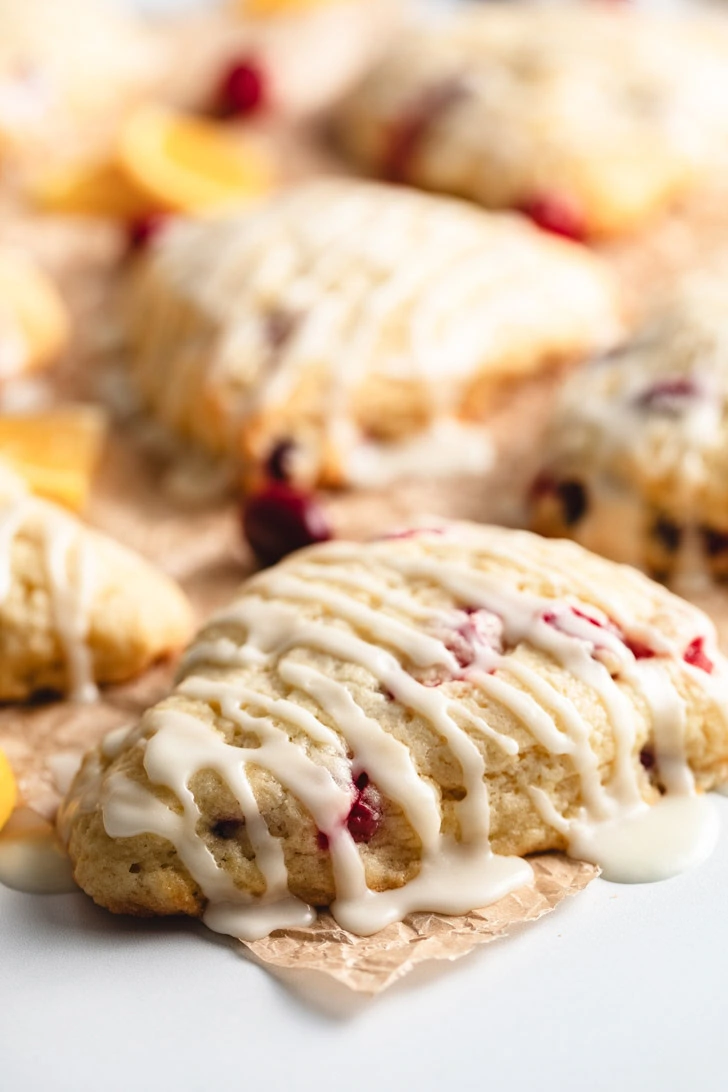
0, 251, 69, 375
34, 158, 151, 219
240, 0, 340, 13
0, 749, 17, 833
0, 405, 107, 512
117, 106, 273, 215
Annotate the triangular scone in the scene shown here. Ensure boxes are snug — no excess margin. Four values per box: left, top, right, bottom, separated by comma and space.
0, 477, 193, 701
60, 523, 728, 941
334, 6, 728, 237
127, 178, 622, 488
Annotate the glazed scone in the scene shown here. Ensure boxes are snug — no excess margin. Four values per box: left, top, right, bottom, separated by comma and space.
0, 0, 158, 174
0, 471, 193, 701
334, 4, 728, 238
531, 270, 728, 586
126, 178, 621, 488
60, 522, 728, 939
0, 248, 69, 379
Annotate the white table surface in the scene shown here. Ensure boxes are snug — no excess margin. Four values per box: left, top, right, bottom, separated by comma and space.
4, 793, 728, 1092
4, 2, 724, 1088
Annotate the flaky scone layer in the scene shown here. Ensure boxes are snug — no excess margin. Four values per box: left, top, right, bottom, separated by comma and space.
127, 178, 621, 488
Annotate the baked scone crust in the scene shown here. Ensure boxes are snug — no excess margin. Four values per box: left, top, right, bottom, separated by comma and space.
334, 5, 728, 237
127, 178, 621, 487
531, 270, 728, 585
0, 480, 193, 701
61, 523, 728, 935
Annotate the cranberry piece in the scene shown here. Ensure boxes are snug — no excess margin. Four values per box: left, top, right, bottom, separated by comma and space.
639, 745, 655, 770
265, 440, 296, 483
519, 194, 587, 242
624, 637, 656, 661
242, 481, 332, 567
652, 516, 683, 554
635, 378, 699, 413
557, 480, 588, 526
212, 817, 244, 839
701, 526, 728, 558
214, 58, 267, 119
530, 471, 557, 501
316, 831, 330, 852
346, 773, 382, 843
383, 79, 467, 183
126, 212, 169, 254
684, 637, 713, 674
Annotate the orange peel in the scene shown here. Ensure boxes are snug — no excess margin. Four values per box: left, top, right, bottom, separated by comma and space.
0, 405, 107, 512
117, 106, 273, 215
0, 749, 17, 833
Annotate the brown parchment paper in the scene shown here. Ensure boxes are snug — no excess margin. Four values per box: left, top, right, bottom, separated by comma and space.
3, 129, 728, 991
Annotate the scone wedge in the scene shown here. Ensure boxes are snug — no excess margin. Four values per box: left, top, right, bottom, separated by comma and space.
0, 478, 193, 701
126, 178, 621, 489
60, 523, 728, 940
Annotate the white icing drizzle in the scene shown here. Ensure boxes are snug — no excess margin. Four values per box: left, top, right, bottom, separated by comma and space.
0, 494, 98, 702
130, 180, 620, 485
91, 528, 728, 939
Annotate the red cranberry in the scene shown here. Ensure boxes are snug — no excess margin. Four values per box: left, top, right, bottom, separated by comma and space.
242, 481, 332, 567
212, 817, 245, 839
126, 212, 169, 254
265, 440, 296, 483
519, 194, 587, 242
684, 637, 713, 674
214, 58, 267, 119
636, 378, 699, 413
316, 831, 330, 852
624, 637, 656, 661
652, 516, 683, 555
639, 745, 655, 770
701, 526, 728, 558
346, 773, 382, 843
383, 79, 466, 183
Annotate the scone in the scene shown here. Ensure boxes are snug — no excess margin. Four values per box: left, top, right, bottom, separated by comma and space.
0, 0, 158, 175
530, 270, 728, 586
0, 470, 193, 702
60, 522, 728, 940
334, 4, 728, 238
0, 248, 69, 379
126, 178, 621, 488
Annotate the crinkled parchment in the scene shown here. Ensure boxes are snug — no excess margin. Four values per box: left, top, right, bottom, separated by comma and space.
242, 855, 597, 994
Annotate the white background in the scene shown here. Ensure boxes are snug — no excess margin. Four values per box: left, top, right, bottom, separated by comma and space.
4, 2, 727, 1089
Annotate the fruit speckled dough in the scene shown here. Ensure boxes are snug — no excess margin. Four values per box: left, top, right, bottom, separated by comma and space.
61, 522, 728, 940
126, 178, 621, 488
334, 4, 728, 238
531, 270, 728, 587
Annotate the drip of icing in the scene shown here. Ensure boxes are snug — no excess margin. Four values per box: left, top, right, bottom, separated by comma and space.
0, 496, 98, 702
87, 530, 728, 939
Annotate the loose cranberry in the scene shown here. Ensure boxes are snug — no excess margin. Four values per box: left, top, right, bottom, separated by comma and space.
635, 378, 699, 413
684, 637, 713, 674
519, 193, 587, 242
126, 212, 169, 254
383, 79, 467, 183
242, 481, 332, 567
652, 516, 683, 554
346, 773, 382, 843
701, 526, 728, 558
214, 57, 267, 119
